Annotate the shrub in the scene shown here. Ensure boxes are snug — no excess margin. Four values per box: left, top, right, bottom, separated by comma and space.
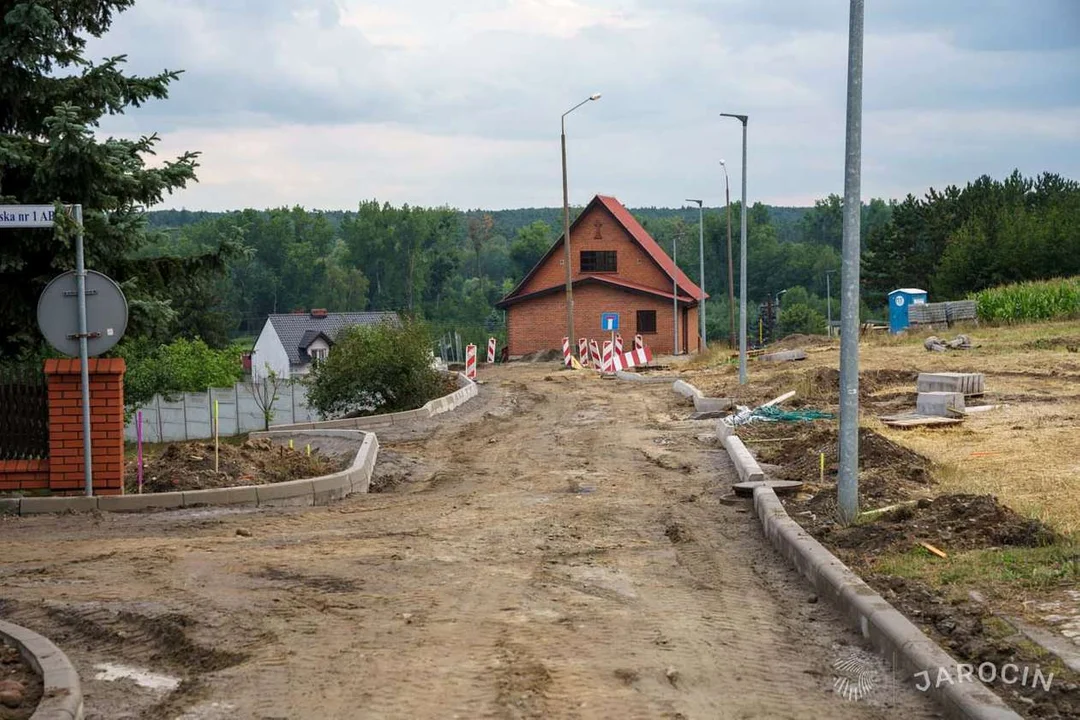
971, 276, 1080, 323
120, 337, 246, 412
778, 303, 826, 337
306, 319, 447, 418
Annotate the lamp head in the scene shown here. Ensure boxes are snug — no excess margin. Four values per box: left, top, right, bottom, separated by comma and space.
589, 93, 602, 101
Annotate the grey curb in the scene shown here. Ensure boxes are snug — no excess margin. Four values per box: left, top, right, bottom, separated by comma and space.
721, 435, 765, 483
0, 619, 83, 720
672, 379, 704, 400
269, 372, 477, 432
752, 488, 1021, 719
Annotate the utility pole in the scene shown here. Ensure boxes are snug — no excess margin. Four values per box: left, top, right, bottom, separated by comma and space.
686, 199, 704, 350
838, 0, 864, 524
561, 94, 602, 351
720, 113, 749, 383
825, 269, 837, 337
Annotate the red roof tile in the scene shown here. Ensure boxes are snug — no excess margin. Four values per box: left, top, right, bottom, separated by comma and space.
593, 195, 706, 301
498, 194, 707, 306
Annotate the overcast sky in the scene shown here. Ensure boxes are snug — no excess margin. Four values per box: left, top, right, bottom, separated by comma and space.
86, 0, 1080, 211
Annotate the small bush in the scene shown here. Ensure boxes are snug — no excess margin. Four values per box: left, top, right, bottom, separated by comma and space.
778, 303, 826, 336
306, 319, 447, 418
120, 337, 245, 412
971, 276, 1080, 323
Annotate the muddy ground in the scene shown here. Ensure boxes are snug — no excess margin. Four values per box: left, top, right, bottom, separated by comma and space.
124, 437, 351, 493
0, 640, 41, 720
0, 364, 943, 720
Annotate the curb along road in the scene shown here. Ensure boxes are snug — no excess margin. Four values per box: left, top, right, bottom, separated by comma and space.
0, 619, 83, 720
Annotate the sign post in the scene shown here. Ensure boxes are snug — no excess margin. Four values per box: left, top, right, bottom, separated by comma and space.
601, 313, 619, 363
5, 204, 126, 498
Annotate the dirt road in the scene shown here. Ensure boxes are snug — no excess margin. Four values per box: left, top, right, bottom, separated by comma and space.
0, 365, 941, 719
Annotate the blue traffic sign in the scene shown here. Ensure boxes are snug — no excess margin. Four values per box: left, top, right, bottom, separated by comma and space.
601, 313, 619, 331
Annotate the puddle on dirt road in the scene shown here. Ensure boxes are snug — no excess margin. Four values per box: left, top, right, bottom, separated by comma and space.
93, 662, 180, 691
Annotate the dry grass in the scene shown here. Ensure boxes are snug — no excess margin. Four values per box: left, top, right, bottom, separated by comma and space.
682, 321, 1080, 535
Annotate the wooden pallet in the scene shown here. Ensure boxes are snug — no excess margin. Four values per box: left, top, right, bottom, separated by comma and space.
880, 412, 964, 428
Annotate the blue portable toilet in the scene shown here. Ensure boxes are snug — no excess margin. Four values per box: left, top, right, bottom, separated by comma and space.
888, 288, 928, 333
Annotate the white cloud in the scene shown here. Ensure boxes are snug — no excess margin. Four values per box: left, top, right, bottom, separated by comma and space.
82, 0, 1080, 210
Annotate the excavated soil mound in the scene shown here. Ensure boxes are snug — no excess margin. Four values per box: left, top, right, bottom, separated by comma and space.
125, 438, 351, 493
822, 494, 1059, 556
743, 422, 935, 516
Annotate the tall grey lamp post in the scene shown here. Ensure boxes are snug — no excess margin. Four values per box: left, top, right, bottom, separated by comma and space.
719, 160, 736, 349
720, 113, 748, 384
561, 93, 602, 349
685, 199, 704, 350
838, 0, 864, 524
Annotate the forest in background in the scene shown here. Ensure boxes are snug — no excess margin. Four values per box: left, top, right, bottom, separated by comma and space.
132, 168, 1080, 350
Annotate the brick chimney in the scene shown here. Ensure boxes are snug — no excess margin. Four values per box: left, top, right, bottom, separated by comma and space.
310, 308, 328, 318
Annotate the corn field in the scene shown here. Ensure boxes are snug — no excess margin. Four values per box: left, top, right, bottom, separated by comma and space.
971, 276, 1080, 323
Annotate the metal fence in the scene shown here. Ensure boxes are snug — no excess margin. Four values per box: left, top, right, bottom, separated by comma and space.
0, 366, 49, 460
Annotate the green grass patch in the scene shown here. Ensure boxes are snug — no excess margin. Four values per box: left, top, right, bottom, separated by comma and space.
875, 542, 1080, 595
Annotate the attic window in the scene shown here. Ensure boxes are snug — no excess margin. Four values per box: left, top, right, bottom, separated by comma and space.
581, 250, 616, 273
310, 347, 328, 361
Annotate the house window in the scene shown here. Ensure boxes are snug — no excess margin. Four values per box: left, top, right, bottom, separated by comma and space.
637, 310, 657, 334
310, 347, 328, 361
580, 250, 617, 273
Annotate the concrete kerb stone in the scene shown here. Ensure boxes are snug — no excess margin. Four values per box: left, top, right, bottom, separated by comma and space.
721, 435, 765, 483
255, 479, 316, 507
672, 379, 704, 402
97, 492, 184, 513
0, 618, 84, 720
20, 496, 99, 516
182, 486, 259, 507
750, 478, 1022, 719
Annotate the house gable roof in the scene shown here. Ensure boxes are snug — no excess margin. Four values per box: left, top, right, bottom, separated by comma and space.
497, 194, 707, 307
267, 311, 399, 366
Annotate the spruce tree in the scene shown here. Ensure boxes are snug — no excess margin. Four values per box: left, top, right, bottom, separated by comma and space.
0, 1, 220, 357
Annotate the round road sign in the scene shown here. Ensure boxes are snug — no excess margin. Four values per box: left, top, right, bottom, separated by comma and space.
37, 270, 128, 357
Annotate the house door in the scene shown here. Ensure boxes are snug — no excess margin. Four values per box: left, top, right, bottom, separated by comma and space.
681, 309, 689, 354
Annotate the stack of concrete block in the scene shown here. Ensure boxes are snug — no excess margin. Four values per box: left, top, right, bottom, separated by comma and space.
916, 372, 984, 396
916, 391, 965, 417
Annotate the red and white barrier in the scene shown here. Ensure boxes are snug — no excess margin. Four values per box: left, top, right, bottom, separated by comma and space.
578, 338, 589, 366
562, 337, 572, 367
614, 334, 624, 354
589, 340, 601, 369
487, 337, 496, 363
634, 334, 644, 351
612, 346, 653, 372
465, 343, 477, 379
602, 340, 614, 373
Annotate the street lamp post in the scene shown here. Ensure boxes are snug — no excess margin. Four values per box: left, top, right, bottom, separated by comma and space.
686, 199, 704, 351
561, 93, 602, 350
720, 113, 748, 384
719, 161, 736, 349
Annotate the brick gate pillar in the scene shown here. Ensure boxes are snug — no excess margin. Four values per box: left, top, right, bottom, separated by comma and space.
44, 358, 126, 496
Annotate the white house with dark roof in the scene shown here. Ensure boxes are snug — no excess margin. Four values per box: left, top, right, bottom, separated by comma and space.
250, 309, 400, 380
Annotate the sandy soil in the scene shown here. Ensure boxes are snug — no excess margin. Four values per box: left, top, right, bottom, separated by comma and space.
0, 365, 941, 719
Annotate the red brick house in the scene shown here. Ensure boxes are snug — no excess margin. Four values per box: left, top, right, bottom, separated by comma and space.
496, 194, 707, 357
